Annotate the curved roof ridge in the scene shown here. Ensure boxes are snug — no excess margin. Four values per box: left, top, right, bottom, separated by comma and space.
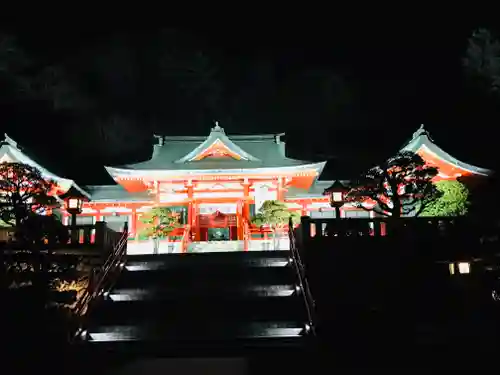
401, 125, 492, 176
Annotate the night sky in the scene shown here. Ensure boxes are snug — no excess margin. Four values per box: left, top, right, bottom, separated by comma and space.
1, 19, 497, 185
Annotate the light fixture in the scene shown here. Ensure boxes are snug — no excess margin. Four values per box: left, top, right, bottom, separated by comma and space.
449, 261, 471, 275
64, 192, 88, 228
458, 262, 470, 274
324, 180, 348, 208
65, 197, 83, 214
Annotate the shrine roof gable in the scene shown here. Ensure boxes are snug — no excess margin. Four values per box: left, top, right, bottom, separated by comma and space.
400, 125, 492, 176
0, 134, 90, 198
108, 124, 319, 173
174, 123, 260, 163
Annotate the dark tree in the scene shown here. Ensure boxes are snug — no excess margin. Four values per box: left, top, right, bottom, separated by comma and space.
157, 29, 223, 123
57, 30, 222, 164
345, 151, 440, 218
66, 113, 150, 164
463, 28, 500, 93
0, 162, 57, 228
0, 33, 83, 108
30, 64, 91, 111
0, 34, 31, 91
276, 69, 359, 136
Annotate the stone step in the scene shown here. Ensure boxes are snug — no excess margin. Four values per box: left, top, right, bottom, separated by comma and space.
87, 320, 307, 343
90, 295, 307, 325
115, 266, 296, 289
125, 250, 291, 271
108, 283, 298, 301
84, 335, 308, 357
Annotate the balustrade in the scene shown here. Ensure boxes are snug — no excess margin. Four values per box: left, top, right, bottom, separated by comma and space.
291, 215, 489, 264
0, 221, 125, 255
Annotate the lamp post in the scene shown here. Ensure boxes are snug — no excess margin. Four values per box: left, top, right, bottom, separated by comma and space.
324, 180, 348, 220
64, 196, 84, 228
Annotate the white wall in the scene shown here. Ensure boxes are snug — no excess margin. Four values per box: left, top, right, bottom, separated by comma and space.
126, 240, 181, 255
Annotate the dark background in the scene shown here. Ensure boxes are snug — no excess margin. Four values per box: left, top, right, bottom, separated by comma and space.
1, 18, 497, 185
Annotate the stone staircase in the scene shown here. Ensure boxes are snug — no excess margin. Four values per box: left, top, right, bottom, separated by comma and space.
83, 251, 311, 356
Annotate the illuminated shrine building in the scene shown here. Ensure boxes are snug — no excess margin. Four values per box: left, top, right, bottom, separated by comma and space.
0, 135, 89, 199
0, 124, 492, 253
89, 123, 328, 252
401, 125, 491, 181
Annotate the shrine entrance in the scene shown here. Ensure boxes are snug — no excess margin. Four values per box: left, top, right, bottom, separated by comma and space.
208, 227, 230, 241
197, 211, 238, 241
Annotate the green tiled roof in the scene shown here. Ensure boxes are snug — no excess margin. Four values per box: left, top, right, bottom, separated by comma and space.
85, 185, 150, 202
286, 180, 340, 199
108, 125, 315, 172
401, 125, 492, 176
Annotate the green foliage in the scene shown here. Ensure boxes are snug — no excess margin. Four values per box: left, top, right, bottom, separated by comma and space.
421, 180, 470, 217
139, 207, 180, 239
346, 151, 440, 217
251, 200, 300, 230
0, 162, 58, 227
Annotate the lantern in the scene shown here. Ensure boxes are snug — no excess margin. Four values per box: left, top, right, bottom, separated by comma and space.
449, 261, 471, 275
323, 180, 348, 220
65, 197, 84, 215
324, 180, 348, 210
64, 192, 87, 227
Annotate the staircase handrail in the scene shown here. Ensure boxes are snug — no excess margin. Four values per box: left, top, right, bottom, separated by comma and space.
288, 217, 317, 336
71, 223, 129, 341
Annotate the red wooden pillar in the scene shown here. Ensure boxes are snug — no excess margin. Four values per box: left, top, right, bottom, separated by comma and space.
131, 208, 137, 240
277, 177, 284, 201
301, 201, 308, 216
244, 221, 249, 251
242, 181, 250, 221
186, 183, 194, 227
193, 201, 199, 241
236, 200, 242, 240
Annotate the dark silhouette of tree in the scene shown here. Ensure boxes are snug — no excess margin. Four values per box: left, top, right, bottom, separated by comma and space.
0, 34, 32, 93
463, 28, 500, 93
30, 65, 91, 111
0, 164, 77, 358
55, 30, 222, 164
66, 113, 150, 164
157, 29, 223, 123
22, 212, 70, 246
0, 33, 85, 109
345, 151, 440, 217
0, 162, 57, 229
276, 69, 359, 137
